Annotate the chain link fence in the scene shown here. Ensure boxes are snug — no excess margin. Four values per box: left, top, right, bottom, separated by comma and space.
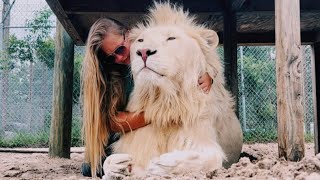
0, 1, 316, 147
0, 1, 84, 147
234, 46, 314, 143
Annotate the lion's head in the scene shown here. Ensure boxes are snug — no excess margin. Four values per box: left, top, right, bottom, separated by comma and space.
127, 2, 222, 127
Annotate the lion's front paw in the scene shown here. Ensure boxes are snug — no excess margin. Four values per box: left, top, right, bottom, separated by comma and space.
102, 154, 133, 180
146, 151, 199, 176
146, 157, 172, 177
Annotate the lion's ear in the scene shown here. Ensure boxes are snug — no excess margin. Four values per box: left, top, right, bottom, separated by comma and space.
198, 29, 219, 48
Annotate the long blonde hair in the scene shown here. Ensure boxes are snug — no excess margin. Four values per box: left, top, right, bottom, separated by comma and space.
81, 18, 128, 176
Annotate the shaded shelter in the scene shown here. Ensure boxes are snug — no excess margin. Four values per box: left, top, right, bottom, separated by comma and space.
45, 0, 320, 161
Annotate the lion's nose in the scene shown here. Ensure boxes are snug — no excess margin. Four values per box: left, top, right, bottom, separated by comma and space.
136, 49, 157, 62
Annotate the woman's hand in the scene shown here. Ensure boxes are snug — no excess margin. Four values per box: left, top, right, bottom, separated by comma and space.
198, 72, 213, 94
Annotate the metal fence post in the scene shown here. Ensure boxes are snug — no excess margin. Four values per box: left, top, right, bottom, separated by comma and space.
0, 22, 4, 137
239, 46, 247, 132
0, 23, 3, 51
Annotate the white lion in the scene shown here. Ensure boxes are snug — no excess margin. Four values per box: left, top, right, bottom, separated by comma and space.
103, 2, 243, 179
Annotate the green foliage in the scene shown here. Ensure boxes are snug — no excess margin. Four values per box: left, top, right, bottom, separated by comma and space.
44, 112, 52, 132
239, 46, 315, 142
8, 35, 33, 62
35, 38, 55, 68
0, 117, 82, 148
243, 128, 278, 143
73, 54, 83, 104
44, 112, 83, 147
304, 134, 314, 143
238, 46, 277, 140
0, 131, 49, 148
7, 8, 55, 68
244, 131, 314, 143
0, 50, 14, 71
71, 117, 82, 147
26, 9, 53, 40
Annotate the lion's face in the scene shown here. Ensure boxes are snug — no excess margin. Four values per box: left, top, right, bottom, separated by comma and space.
128, 21, 220, 127
130, 26, 206, 86
126, 3, 221, 127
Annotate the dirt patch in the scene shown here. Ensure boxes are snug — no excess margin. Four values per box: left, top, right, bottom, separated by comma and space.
0, 143, 319, 180
0, 152, 90, 180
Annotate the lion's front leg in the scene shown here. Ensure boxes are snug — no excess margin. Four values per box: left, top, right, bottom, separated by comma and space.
102, 154, 147, 180
102, 154, 133, 180
146, 147, 225, 177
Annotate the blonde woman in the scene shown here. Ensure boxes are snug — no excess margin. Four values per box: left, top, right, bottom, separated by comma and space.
81, 18, 214, 177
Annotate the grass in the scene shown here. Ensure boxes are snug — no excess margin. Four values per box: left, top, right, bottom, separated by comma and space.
244, 129, 314, 144
0, 131, 49, 148
0, 123, 315, 148
305, 133, 314, 143
0, 117, 83, 148
243, 128, 278, 143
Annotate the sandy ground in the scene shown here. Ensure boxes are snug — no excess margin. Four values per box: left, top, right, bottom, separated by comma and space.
0, 143, 320, 180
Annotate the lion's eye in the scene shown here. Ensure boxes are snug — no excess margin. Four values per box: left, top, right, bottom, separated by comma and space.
137, 39, 143, 42
167, 37, 176, 41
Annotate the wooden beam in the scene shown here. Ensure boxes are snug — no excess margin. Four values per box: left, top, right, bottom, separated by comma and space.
59, 10, 320, 46
232, 0, 246, 11
236, 12, 320, 33
49, 21, 74, 158
223, 0, 238, 116
316, 32, 320, 43
239, 0, 320, 11
275, 0, 305, 161
62, 0, 224, 13
217, 31, 315, 46
313, 43, 320, 154
45, 0, 84, 44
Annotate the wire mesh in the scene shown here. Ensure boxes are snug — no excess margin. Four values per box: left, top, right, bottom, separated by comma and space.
0, 1, 316, 147
236, 46, 314, 143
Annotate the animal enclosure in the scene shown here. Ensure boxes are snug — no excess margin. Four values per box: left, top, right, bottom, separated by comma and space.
0, 0, 320, 179
0, 0, 314, 143
0, 1, 317, 147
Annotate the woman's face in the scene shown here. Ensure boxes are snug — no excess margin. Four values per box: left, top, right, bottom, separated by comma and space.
101, 32, 130, 65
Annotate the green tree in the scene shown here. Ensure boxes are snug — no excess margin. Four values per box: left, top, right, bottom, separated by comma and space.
73, 53, 83, 104
238, 46, 277, 142
8, 8, 55, 67
7, 8, 55, 132
2, 7, 84, 147
8, 8, 81, 104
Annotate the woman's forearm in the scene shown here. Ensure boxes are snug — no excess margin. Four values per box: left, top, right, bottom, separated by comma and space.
110, 112, 148, 132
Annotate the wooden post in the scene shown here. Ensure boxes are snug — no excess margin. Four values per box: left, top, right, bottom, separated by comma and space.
313, 43, 320, 154
275, 0, 305, 161
223, 0, 238, 116
49, 21, 74, 158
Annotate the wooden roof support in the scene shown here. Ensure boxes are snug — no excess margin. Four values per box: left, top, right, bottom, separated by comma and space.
49, 21, 74, 158
275, 0, 305, 161
223, 0, 239, 116
316, 32, 320, 43
46, 0, 84, 45
231, 0, 246, 11
313, 43, 320, 154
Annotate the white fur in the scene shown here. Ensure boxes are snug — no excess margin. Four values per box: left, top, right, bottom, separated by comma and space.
103, 2, 243, 179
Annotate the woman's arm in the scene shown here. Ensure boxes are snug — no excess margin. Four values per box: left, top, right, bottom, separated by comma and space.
110, 112, 148, 132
